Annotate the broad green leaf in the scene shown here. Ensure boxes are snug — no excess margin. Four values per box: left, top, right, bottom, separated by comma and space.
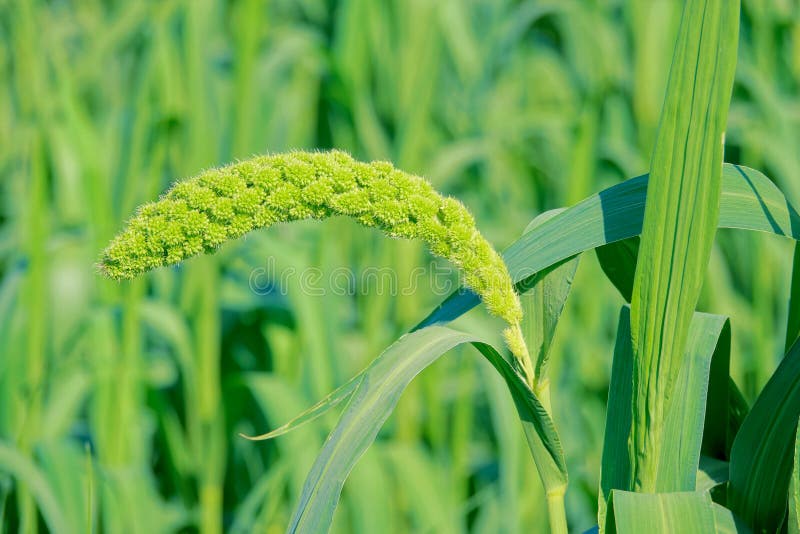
596, 237, 639, 302
599, 307, 729, 523
789, 417, 800, 534
788, 243, 800, 353
729, 338, 800, 532
606, 490, 717, 533
287, 327, 475, 533
599, 308, 635, 527
658, 314, 730, 490
417, 164, 800, 330
288, 326, 565, 533
520, 209, 580, 405
628, 0, 739, 491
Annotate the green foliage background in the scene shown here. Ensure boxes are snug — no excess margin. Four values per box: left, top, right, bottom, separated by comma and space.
1, 0, 798, 532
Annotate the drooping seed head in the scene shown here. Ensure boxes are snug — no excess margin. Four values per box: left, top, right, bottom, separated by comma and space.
99, 150, 523, 326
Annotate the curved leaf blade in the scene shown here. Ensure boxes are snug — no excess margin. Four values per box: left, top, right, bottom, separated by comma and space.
288, 326, 565, 533
287, 326, 475, 533
728, 338, 800, 532
241, 373, 362, 441
417, 164, 800, 330
472, 342, 567, 490
788, 243, 800, 353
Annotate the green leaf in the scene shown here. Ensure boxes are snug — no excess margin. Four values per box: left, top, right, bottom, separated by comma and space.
701, 319, 733, 460
788, 243, 800, 353
606, 491, 717, 533
658, 314, 730, 490
520, 209, 580, 404
417, 164, 800, 330
789, 418, 800, 534
627, 0, 740, 491
696, 456, 728, 499
726, 378, 749, 453
596, 237, 639, 302
287, 327, 475, 533
240, 372, 362, 441
288, 326, 565, 533
0, 442, 68, 532
599, 307, 730, 523
728, 338, 800, 532
472, 342, 568, 492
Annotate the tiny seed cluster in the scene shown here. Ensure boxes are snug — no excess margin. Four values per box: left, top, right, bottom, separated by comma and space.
100, 150, 525, 352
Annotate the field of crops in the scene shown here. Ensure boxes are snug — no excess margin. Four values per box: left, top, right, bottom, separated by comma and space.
2, 1, 800, 533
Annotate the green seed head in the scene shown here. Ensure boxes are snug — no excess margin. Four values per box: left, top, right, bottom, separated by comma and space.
100, 150, 523, 326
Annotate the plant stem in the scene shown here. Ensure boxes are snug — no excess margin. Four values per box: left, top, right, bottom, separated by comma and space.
546, 488, 569, 534
510, 323, 569, 532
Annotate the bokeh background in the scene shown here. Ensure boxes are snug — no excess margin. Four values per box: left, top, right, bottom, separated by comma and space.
2, 0, 799, 532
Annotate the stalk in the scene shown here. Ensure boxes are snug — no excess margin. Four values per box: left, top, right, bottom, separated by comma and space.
507, 321, 569, 533
546, 488, 569, 534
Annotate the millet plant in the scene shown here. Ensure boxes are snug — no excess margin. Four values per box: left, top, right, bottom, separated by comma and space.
101, 1, 800, 532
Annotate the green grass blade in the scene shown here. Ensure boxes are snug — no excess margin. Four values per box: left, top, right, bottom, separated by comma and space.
0, 442, 68, 532
417, 164, 800, 329
288, 325, 566, 534
628, 0, 739, 491
726, 379, 749, 453
728, 338, 800, 532
600, 307, 729, 523
288, 326, 476, 533
658, 314, 730, 490
789, 418, 800, 534
599, 307, 636, 527
472, 342, 568, 491
240, 373, 362, 441
701, 321, 733, 460
788, 243, 800, 353
520, 209, 580, 403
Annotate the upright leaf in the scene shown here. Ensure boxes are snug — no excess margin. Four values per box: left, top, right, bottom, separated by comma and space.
600, 307, 729, 523
701, 319, 733, 460
788, 243, 800, 353
520, 209, 580, 405
628, 0, 740, 491
789, 417, 800, 534
728, 338, 800, 532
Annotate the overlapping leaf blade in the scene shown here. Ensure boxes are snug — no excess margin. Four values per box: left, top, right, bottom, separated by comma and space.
599, 307, 730, 523
789, 418, 800, 534
520, 209, 580, 407
418, 165, 800, 330
728, 338, 800, 532
287, 326, 564, 534
627, 0, 739, 491
788, 243, 800, 353
606, 491, 717, 533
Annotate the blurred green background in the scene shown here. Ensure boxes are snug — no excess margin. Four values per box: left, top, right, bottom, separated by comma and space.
1, 0, 799, 532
